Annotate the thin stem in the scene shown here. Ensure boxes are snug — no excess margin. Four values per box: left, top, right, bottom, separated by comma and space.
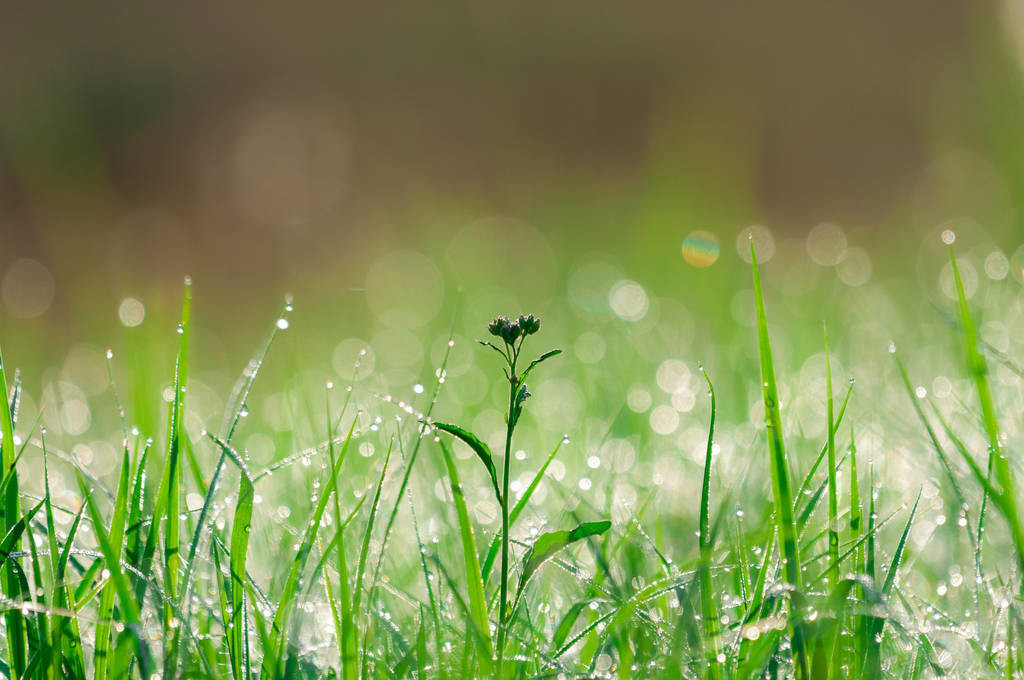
495, 344, 519, 678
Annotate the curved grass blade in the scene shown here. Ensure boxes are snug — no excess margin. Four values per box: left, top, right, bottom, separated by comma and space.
697, 364, 722, 680
437, 438, 494, 670
948, 245, 1024, 570
432, 423, 502, 505
864, 490, 920, 679
205, 434, 255, 680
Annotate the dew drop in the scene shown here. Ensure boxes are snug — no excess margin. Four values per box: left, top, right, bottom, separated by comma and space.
941, 229, 956, 245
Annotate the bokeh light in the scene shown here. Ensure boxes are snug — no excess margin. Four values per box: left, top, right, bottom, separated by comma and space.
681, 231, 720, 267
364, 250, 443, 329
736, 225, 775, 263
118, 297, 146, 327
2, 258, 54, 318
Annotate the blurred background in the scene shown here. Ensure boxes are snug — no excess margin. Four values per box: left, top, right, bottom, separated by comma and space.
2, 1, 1024, 448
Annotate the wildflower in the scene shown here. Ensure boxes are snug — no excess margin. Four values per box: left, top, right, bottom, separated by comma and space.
500, 321, 522, 344
489, 316, 510, 337
518, 314, 540, 335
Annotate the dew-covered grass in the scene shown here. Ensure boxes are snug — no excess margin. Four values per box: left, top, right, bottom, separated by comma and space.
2, 228, 1024, 679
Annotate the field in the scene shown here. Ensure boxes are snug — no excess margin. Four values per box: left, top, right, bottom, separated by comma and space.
0, 222, 1022, 680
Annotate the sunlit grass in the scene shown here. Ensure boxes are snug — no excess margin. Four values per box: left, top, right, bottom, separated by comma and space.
0, 230, 1021, 678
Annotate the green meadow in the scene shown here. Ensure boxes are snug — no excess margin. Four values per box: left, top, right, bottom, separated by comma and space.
1, 222, 1023, 679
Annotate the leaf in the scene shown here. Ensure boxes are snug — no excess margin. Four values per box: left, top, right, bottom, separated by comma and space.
519, 349, 562, 381
477, 340, 509, 361
509, 383, 531, 430
520, 520, 611, 585
432, 422, 502, 505
0, 500, 41, 568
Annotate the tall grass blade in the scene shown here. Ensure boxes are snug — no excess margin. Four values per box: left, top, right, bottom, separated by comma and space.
750, 239, 808, 680
437, 438, 494, 671
824, 324, 840, 590
0, 345, 26, 678
351, 438, 393, 675
259, 418, 356, 678
697, 365, 722, 680
91, 446, 133, 680
948, 244, 1024, 570
78, 468, 151, 679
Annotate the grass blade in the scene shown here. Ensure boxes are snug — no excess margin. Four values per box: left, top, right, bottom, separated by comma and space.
0, 345, 26, 677
432, 423, 502, 506
259, 418, 356, 678
437, 438, 494, 671
750, 238, 808, 680
697, 364, 722, 680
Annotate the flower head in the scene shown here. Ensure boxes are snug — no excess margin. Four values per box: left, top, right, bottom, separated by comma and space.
489, 316, 511, 338
500, 321, 522, 344
518, 314, 540, 335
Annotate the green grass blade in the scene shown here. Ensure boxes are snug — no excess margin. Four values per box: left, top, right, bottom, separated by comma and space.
259, 418, 356, 678
0, 345, 27, 678
164, 279, 191, 621
432, 423, 502, 505
750, 238, 807, 680
351, 438, 393, 675
824, 324, 840, 590
437, 438, 494, 670
205, 433, 255, 680
481, 437, 564, 583
697, 364, 722, 680
948, 244, 1024, 570
92, 447, 132, 680
134, 281, 191, 616
78, 467, 151, 679
324, 389, 357, 680
179, 302, 291, 627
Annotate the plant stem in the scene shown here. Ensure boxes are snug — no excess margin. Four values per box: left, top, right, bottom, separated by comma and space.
495, 348, 519, 678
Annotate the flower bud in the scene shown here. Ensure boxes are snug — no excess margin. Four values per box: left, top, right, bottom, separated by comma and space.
518, 314, 540, 335
488, 316, 510, 337
500, 322, 522, 344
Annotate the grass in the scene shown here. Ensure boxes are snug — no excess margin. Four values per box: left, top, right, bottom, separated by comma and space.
0, 234, 1021, 679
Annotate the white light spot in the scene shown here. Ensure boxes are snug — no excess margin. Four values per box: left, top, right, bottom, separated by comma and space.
118, 298, 146, 327
609, 280, 649, 322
